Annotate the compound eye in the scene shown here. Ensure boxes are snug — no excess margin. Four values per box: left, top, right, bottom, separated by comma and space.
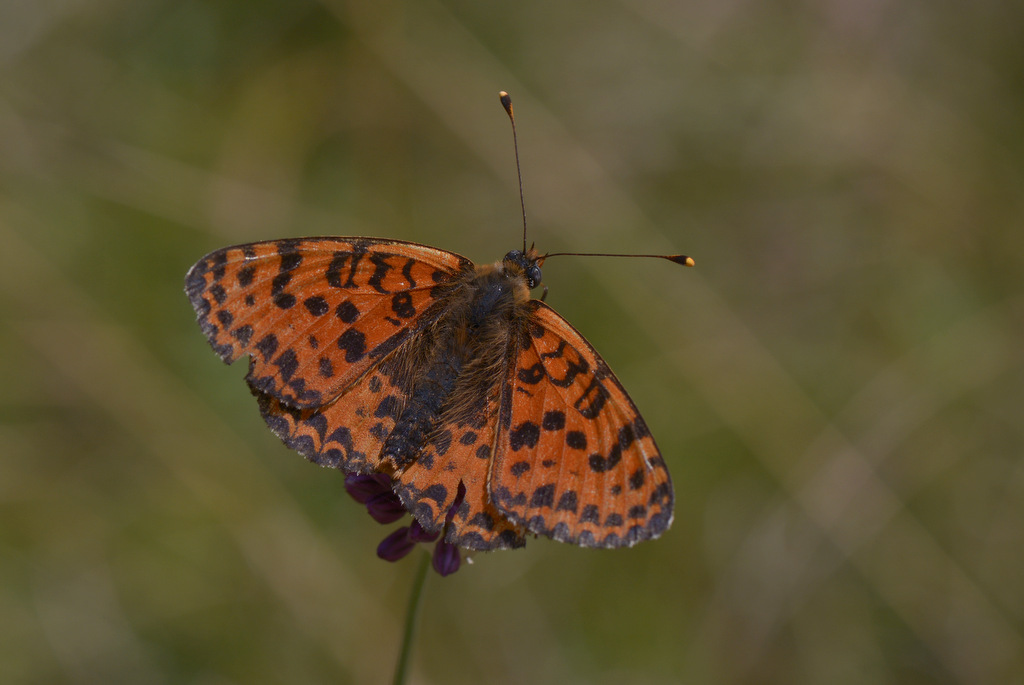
504, 250, 523, 263
526, 264, 543, 288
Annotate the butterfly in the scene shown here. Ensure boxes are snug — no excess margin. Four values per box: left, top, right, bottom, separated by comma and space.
185, 236, 683, 550
185, 93, 689, 552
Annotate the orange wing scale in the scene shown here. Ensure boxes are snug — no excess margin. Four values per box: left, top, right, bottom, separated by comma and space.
489, 301, 673, 548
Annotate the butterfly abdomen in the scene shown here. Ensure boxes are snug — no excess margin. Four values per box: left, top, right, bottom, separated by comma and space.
381, 352, 461, 468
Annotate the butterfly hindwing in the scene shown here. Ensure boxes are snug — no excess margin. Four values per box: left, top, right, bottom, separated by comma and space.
489, 301, 674, 548
254, 345, 422, 474
185, 238, 472, 408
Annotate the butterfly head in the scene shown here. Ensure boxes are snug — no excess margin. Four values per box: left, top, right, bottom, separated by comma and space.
502, 248, 544, 289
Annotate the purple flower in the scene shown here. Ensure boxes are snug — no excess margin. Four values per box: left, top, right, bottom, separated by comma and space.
343, 473, 392, 503
344, 473, 407, 524
432, 539, 460, 576
344, 473, 465, 576
376, 527, 418, 561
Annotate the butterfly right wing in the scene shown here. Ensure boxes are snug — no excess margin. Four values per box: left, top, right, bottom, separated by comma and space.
187, 237, 473, 475
185, 237, 472, 409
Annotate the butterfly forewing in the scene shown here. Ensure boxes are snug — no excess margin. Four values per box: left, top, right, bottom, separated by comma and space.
490, 301, 673, 548
185, 238, 471, 408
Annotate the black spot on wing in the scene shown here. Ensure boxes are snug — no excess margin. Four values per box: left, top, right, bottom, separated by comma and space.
337, 328, 366, 363
509, 421, 540, 451
336, 300, 359, 323
629, 467, 645, 490
510, 461, 530, 477
273, 349, 299, 382
542, 410, 565, 431
237, 265, 256, 287
271, 272, 291, 295
556, 491, 578, 513
232, 325, 253, 346
604, 513, 623, 528
566, 431, 587, 449
209, 284, 227, 305
304, 296, 329, 316
530, 484, 555, 508
255, 334, 279, 360
391, 291, 415, 318
517, 363, 545, 385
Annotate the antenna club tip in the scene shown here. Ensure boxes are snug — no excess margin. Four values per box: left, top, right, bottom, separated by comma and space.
669, 255, 695, 267
499, 91, 513, 116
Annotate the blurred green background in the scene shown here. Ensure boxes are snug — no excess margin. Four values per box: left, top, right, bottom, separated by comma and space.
2, 1, 1023, 683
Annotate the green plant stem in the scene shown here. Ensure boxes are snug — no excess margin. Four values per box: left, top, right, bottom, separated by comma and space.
393, 552, 430, 685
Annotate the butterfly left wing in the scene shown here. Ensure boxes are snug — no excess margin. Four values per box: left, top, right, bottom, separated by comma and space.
489, 301, 674, 548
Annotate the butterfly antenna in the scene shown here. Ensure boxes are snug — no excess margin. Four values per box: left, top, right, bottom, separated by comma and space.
542, 251, 696, 267
499, 91, 528, 254
500, 91, 694, 270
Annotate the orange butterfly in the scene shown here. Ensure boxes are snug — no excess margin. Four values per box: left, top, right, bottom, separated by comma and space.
185, 93, 691, 569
